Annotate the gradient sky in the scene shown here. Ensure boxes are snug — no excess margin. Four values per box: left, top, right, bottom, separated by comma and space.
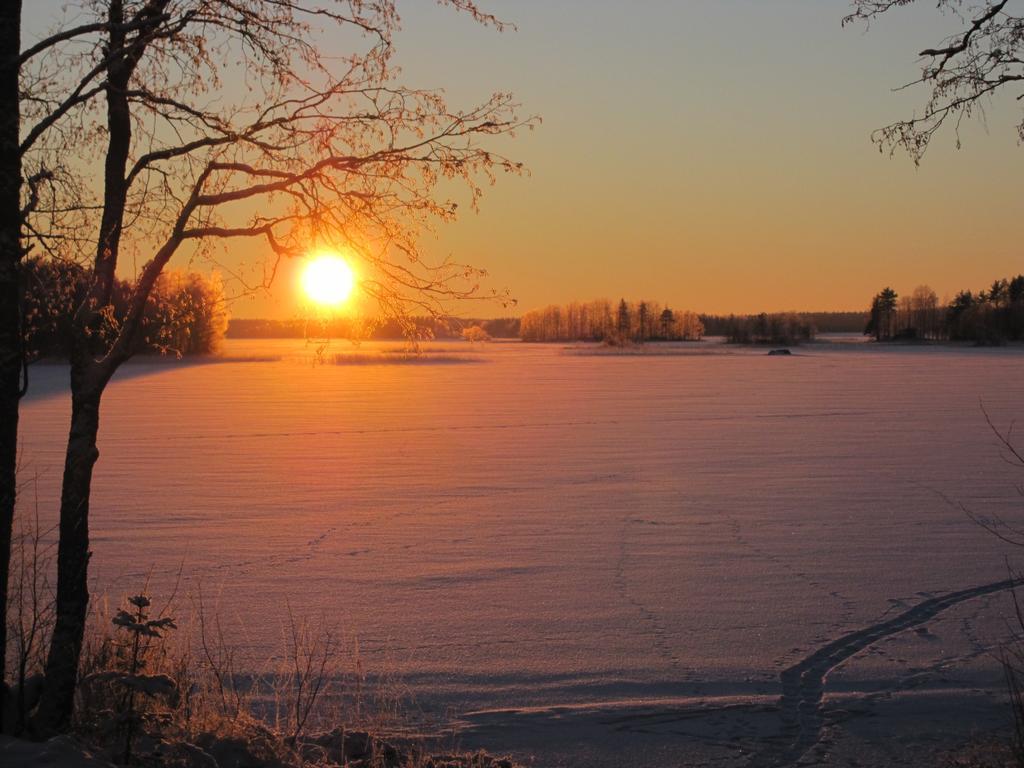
24, 1, 1024, 317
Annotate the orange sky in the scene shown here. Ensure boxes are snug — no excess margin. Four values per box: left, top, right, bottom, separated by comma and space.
25, 2, 1024, 319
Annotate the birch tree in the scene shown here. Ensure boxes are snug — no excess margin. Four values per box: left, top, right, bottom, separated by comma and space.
9, 0, 531, 731
0, 1, 23, 729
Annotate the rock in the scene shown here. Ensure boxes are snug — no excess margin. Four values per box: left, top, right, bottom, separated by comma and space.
767, 348, 792, 356
0, 735, 114, 768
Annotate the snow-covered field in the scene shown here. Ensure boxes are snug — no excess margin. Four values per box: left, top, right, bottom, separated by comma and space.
16, 338, 1024, 766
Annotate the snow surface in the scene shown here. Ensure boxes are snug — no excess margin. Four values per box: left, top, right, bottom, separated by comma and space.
16, 338, 1024, 766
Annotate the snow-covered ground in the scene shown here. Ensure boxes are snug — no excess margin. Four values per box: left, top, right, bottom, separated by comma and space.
16, 338, 1024, 766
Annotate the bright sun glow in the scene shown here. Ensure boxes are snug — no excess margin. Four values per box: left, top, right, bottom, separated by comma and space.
301, 252, 356, 307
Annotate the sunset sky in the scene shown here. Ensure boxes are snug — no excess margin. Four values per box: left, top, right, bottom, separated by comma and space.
24, 1, 1024, 317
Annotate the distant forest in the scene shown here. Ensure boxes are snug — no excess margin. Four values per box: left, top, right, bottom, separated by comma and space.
228, 317, 521, 340
229, 278, 1024, 349
519, 299, 704, 343
709, 313, 817, 345
700, 311, 867, 336
230, 308, 871, 346
866, 277, 1024, 344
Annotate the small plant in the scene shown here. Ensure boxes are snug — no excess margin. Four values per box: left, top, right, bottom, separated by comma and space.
6, 492, 56, 736
81, 595, 178, 764
271, 605, 341, 745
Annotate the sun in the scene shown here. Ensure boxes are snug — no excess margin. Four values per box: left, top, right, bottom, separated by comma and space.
301, 252, 356, 308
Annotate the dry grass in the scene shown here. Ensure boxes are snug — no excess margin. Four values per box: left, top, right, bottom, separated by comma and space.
4, 532, 517, 766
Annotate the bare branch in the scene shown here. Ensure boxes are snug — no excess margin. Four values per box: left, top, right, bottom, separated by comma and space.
847, 0, 1024, 161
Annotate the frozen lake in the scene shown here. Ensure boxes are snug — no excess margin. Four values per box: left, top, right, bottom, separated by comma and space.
16, 338, 1024, 766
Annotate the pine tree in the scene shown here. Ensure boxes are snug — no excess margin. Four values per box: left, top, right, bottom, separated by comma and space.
616, 299, 631, 339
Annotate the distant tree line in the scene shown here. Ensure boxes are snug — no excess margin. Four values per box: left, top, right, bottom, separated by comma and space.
519, 299, 703, 343
701, 311, 866, 336
866, 277, 1024, 344
22, 257, 228, 360
710, 313, 817, 345
227, 316, 521, 340
479, 318, 521, 338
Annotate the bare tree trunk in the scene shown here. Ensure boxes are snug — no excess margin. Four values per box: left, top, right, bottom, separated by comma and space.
0, 0, 23, 729
33, 362, 105, 732
34, 1, 138, 731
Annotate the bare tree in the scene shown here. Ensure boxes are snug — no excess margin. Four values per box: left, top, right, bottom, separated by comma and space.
846, 0, 1024, 161
910, 284, 940, 339
0, 2, 24, 728
14, 0, 531, 732
519, 299, 704, 343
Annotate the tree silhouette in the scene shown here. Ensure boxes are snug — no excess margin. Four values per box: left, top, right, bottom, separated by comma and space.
947, 290, 976, 340
520, 299, 702, 343
6, 0, 532, 731
0, 2, 20, 729
1011, 276, 1024, 305
846, 1, 1024, 162
617, 299, 631, 339
909, 285, 940, 340
866, 287, 898, 341
637, 301, 650, 342
990, 279, 1009, 308
659, 308, 675, 340
864, 275, 1024, 343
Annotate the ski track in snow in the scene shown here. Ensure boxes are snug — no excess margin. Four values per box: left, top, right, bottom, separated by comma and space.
749, 578, 1019, 767
18, 339, 1024, 767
